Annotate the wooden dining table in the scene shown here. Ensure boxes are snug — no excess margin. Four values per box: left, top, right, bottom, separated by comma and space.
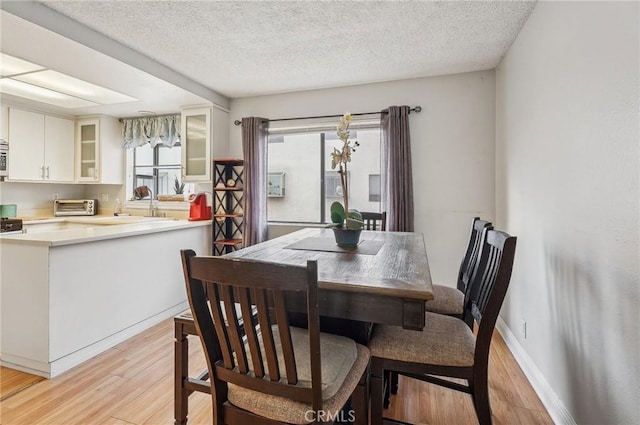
174, 227, 433, 424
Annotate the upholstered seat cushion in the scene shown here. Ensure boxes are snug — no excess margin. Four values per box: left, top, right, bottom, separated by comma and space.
368, 312, 475, 367
228, 341, 370, 424
424, 284, 465, 315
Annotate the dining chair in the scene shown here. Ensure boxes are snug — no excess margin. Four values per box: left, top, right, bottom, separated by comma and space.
425, 217, 492, 327
180, 250, 370, 424
385, 217, 492, 406
360, 211, 386, 231
368, 229, 517, 425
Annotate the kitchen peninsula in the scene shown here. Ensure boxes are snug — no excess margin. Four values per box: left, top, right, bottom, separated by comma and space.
0, 218, 211, 378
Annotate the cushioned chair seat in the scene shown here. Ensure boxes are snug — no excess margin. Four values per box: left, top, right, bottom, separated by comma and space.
424, 284, 465, 315
368, 312, 475, 367
228, 342, 370, 424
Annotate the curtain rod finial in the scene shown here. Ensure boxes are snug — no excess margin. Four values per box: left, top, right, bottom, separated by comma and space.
413, 106, 422, 113
234, 120, 242, 126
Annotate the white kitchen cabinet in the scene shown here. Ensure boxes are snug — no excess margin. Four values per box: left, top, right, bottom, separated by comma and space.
75, 116, 123, 184
8, 108, 75, 182
180, 106, 229, 183
181, 106, 211, 182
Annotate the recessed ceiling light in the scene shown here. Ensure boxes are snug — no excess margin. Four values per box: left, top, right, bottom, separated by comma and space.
0, 53, 44, 77
14, 70, 137, 105
0, 52, 138, 108
0, 79, 98, 108
138, 110, 157, 116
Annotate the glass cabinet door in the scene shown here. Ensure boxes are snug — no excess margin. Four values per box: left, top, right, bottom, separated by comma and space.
181, 107, 211, 182
77, 119, 99, 181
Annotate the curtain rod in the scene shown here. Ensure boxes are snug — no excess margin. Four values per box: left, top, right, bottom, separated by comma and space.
118, 112, 179, 123
233, 106, 421, 126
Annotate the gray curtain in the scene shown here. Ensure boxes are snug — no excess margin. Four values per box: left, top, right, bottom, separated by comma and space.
381, 105, 414, 232
122, 115, 181, 148
242, 117, 269, 246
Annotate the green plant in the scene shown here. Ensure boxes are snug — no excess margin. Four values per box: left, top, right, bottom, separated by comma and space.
173, 176, 185, 194
328, 113, 364, 230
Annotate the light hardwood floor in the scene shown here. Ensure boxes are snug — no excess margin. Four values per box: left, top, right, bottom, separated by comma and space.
0, 318, 552, 425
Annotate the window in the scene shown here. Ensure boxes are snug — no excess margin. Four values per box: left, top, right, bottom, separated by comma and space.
132, 143, 193, 199
369, 174, 381, 202
267, 123, 381, 223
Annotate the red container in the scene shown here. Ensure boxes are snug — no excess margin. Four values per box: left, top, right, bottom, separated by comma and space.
188, 194, 212, 221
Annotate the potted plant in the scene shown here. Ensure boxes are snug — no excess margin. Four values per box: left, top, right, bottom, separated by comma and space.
327, 113, 364, 246
174, 176, 185, 194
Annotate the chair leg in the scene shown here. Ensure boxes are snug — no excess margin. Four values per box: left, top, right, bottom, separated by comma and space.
471, 368, 492, 425
391, 371, 399, 395
370, 358, 385, 425
383, 369, 391, 408
351, 368, 368, 425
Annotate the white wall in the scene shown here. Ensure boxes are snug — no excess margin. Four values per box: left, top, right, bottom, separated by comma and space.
229, 71, 496, 284
495, 2, 639, 424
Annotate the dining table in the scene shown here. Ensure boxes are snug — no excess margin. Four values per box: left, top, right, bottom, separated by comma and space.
174, 227, 434, 424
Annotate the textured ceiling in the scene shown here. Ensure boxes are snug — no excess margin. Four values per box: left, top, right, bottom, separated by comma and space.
41, 1, 536, 99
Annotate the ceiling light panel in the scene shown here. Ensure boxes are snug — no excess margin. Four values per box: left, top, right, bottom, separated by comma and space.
0, 78, 98, 108
0, 53, 44, 77
13, 70, 137, 105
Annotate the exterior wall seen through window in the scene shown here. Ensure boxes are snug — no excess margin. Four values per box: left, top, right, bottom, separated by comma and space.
267, 128, 381, 223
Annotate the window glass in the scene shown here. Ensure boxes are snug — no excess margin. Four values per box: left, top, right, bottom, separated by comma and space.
135, 143, 154, 166
132, 144, 193, 198
267, 126, 380, 223
267, 133, 321, 222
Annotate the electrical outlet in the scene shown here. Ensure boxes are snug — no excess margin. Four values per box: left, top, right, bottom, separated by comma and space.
51, 193, 59, 201
101, 193, 109, 202
522, 319, 527, 339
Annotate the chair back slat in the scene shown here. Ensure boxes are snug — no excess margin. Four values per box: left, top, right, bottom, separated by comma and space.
206, 281, 235, 369
238, 287, 264, 378
253, 288, 280, 381
182, 252, 322, 406
361, 211, 387, 231
220, 284, 249, 374
273, 290, 298, 385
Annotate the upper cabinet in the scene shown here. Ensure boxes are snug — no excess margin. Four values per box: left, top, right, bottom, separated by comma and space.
181, 107, 211, 182
75, 116, 124, 184
8, 108, 75, 182
180, 106, 230, 183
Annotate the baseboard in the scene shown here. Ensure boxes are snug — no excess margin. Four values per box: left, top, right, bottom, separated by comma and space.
496, 317, 576, 425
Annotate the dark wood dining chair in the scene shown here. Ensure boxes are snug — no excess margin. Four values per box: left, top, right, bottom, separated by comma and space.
180, 250, 370, 424
368, 229, 517, 425
425, 217, 492, 328
386, 217, 493, 406
360, 211, 386, 231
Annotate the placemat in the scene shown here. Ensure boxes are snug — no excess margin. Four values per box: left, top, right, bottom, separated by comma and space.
284, 237, 384, 255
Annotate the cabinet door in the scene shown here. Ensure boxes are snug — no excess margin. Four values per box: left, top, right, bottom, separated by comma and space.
181, 107, 211, 182
76, 119, 99, 181
8, 108, 45, 181
44, 116, 75, 182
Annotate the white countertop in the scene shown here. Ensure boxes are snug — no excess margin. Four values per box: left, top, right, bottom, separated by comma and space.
0, 216, 212, 247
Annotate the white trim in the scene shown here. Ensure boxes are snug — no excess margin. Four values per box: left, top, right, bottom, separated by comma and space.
496, 317, 576, 425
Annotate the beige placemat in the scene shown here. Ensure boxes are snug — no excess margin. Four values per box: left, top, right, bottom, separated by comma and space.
284, 237, 383, 255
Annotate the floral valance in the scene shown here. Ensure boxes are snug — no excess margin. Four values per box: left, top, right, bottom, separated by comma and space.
122, 115, 181, 149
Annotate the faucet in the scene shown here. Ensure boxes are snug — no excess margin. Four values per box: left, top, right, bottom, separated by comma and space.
148, 188, 157, 217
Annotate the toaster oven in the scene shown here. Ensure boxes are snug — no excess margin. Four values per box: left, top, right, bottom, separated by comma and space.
54, 199, 98, 216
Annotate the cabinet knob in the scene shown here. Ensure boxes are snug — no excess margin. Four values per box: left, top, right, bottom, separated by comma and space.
46, 166, 50, 179
40, 166, 45, 179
